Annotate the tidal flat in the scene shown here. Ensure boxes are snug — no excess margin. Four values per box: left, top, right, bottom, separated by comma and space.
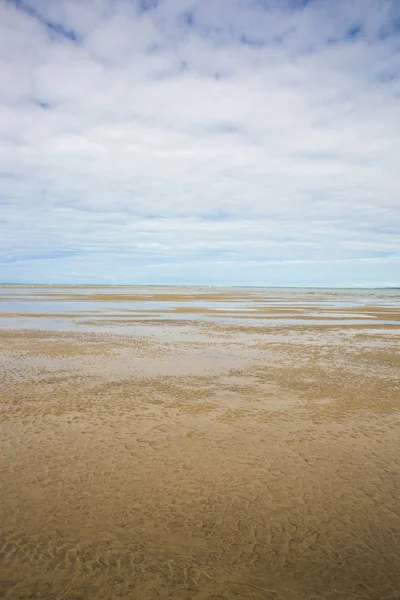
0, 286, 399, 600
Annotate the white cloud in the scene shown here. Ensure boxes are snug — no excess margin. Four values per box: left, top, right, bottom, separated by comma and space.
0, 0, 399, 285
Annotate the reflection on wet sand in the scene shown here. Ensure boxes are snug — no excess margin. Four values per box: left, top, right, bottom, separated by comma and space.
0, 287, 399, 599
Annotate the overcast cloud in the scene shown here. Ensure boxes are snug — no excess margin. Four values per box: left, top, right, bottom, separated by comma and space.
0, 0, 399, 285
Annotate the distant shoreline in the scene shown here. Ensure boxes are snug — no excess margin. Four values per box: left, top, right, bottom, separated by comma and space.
0, 283, 399, 290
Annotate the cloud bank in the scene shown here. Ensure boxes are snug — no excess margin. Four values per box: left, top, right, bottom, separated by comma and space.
0, 0, 399, 285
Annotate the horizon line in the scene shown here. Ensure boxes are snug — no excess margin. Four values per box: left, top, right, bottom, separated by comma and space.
0, 283, 399, 290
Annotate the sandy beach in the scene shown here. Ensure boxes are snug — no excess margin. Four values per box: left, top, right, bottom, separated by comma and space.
0, 287, 399, 599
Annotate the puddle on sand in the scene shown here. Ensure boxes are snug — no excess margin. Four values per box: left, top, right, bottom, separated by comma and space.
1, 286, 400, 600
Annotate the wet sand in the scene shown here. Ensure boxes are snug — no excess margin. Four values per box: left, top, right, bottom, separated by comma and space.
0, 287, 399, 599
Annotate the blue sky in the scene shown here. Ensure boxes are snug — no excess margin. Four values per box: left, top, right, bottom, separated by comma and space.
0, 0, 399, 286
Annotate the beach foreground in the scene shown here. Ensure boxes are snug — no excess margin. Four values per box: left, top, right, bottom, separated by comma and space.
0, 287, 399, 600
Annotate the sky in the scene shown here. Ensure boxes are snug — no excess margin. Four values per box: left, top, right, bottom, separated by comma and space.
0, 0, 399, 286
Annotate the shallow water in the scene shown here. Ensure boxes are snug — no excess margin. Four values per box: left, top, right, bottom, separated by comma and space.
0, 285, 399, 331
0, 286, 399, 599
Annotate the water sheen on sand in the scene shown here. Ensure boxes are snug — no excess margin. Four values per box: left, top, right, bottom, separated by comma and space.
0, 286, 399, 600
